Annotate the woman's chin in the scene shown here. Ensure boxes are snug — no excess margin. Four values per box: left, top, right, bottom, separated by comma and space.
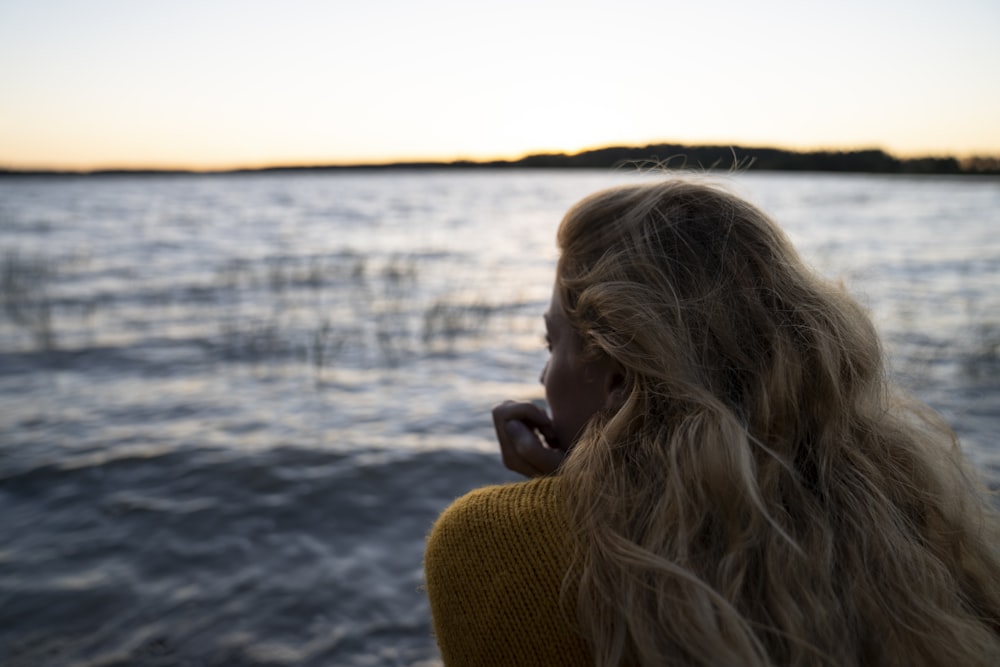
551, 436, 575, 454
543, 432, 567, 453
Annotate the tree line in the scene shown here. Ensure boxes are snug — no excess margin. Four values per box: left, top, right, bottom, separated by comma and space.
462, 144, 1000, 175
2, 144, 999, 177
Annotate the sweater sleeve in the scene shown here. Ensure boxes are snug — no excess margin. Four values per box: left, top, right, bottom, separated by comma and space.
424, 476, 591, 666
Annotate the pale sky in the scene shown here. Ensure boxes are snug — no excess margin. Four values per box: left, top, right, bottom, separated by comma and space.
1, 0, 998, 170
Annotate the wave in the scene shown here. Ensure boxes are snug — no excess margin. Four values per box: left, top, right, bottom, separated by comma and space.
0, 445, 519, 666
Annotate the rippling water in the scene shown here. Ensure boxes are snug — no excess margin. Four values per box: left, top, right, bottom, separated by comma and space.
2, 170, 998, 665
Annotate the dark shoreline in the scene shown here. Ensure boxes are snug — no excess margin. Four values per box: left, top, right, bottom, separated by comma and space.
3, 143, 999, 177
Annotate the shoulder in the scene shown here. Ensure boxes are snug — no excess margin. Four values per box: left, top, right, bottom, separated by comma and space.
425, 476, 569, 594
425, 476, 589, 665
427, 475, 566, 556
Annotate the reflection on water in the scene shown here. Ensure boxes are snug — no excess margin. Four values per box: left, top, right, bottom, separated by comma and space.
1, 170, 998, 665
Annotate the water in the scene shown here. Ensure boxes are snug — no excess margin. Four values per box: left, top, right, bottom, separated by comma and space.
1, 169, 998, 665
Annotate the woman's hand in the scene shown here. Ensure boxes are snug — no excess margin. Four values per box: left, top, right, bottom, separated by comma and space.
492, 400, 565, 477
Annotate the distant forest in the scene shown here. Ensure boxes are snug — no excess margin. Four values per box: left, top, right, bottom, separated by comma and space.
476, 144, 1000, 175
3, 143, 999, 176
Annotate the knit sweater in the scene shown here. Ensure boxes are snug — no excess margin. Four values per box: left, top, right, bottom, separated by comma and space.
424, 476, 591, 665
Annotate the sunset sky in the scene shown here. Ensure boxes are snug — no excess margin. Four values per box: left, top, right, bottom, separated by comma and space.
1, 0, 998, 170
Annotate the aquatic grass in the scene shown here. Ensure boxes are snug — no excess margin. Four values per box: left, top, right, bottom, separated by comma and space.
1, 250, 55, 350
24, 239, 995, 397
0, 245, 529, 372
422, 299, 498, 354
205, 251, 510, 375
310, 317, 347, 385
962, 322, 1000, 380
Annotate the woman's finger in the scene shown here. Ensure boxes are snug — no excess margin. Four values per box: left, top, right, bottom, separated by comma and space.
503, 420, 564, 476
492, 401, 565, 477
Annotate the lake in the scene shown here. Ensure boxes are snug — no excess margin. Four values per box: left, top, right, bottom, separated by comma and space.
2, 169, 998, 666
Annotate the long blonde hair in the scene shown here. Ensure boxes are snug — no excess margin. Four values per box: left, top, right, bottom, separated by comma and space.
556, 179, 1000, 666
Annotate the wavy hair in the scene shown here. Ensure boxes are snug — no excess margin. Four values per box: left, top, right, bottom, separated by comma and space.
555, 179, 1000, 666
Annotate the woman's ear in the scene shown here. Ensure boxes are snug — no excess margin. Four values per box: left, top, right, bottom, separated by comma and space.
603, 363, 630, 412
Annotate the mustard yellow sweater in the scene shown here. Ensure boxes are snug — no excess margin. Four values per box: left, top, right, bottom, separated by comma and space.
424, 476, 591, 666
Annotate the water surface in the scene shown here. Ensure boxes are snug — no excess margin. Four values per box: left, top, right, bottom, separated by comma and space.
2, 170, 998, 665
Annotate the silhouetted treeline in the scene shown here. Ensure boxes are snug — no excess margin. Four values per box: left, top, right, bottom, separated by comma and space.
2, 144, 999, 177
482, 144, 998, 175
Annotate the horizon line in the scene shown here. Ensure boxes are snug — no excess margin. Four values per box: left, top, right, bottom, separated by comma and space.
2, 141, 999, 176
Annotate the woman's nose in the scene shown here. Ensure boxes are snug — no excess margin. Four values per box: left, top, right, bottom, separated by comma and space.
539, 362, 548, 385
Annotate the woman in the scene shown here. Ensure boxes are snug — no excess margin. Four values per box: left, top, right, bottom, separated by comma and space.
424, 179, 1000, 666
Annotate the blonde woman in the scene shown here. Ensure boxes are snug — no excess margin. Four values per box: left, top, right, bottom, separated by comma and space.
424, 179, 1000, 666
